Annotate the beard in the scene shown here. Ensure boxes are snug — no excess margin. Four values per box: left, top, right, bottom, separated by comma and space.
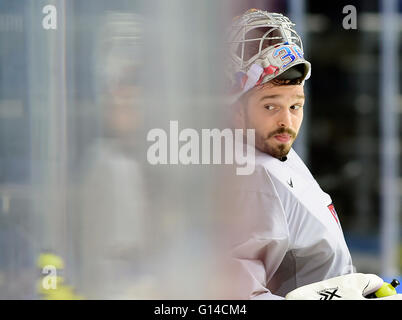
241, 107, 299, 159
255, 127, 297, 159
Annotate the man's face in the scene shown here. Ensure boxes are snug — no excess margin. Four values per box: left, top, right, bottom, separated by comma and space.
239, 82, 305, 159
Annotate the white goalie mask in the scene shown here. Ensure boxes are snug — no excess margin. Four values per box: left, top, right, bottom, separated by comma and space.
226, 9, 311, 101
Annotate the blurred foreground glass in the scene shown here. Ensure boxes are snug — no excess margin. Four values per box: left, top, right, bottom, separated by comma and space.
0, 0, 233, 299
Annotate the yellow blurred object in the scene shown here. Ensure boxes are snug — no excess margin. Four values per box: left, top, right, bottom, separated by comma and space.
37, 253, 65, 269
36, 252, 86, 300
373, 279, 400, 298
37, 276, 65, 295
42, 285, 84, 300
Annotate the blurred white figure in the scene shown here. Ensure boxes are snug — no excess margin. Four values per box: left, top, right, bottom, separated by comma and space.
77, 12, 155, 299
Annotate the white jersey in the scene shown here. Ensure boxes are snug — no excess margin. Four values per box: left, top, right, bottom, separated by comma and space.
228, 147, 354, 300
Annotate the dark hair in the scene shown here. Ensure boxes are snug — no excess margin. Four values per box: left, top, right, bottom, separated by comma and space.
238, 77, 303, 107
270, 78, 303, 86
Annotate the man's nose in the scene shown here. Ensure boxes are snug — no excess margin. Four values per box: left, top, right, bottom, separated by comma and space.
277, 108, 292, 128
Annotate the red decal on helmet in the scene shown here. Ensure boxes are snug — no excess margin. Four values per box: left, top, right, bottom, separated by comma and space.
255, 65, 280, 86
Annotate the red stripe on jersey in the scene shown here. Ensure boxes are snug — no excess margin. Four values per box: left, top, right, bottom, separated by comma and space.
327, 203, 339, 224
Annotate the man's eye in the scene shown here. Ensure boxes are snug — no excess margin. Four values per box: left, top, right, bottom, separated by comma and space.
290, 105, 302, 110
264, 105, 275, 110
